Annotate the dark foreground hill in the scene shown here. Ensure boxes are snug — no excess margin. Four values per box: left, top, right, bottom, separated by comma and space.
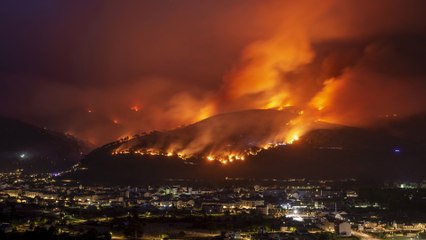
0, 117, 91, 173
66, 110, 426, 185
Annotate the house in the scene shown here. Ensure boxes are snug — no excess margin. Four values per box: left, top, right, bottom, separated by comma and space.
336, 222, 351, 236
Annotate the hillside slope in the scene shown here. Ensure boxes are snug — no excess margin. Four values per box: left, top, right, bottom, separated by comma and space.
0, 117, 91, 172
69, 110, 426, 184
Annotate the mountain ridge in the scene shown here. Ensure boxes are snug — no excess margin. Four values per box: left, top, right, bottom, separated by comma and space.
68, 109, 426, 184
0, 116, 91, 172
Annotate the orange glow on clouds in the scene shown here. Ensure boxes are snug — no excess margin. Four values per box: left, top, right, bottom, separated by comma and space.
15, 0, 426, 147
222, 34, 314, 110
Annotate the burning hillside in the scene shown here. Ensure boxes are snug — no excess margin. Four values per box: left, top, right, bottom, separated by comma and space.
70, 111, 426, 184
105, 108, 333, 164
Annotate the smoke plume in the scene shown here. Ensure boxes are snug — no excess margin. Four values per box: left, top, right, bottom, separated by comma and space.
1, 0, 426, 146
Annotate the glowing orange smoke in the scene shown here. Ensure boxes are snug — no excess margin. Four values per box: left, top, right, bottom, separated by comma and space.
310, 78, 340, 112
194, 104, 215, 122
108, 31, 345, 165
105, 1, 426, 165
222, 34, 314, 111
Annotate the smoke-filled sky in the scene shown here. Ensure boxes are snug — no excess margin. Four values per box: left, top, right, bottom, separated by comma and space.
1, 0, 426, 145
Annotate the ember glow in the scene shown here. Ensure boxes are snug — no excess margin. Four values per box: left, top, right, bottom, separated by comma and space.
106, 108, 315, 164
112, 121, 306, 164
112, 137, 289, 165
1, 0, 426, 148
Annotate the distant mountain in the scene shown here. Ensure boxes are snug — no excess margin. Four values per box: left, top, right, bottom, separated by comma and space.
0, 117, 91, 173
68, 110, 426, 184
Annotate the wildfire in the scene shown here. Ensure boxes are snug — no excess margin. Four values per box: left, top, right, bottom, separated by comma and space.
205, 152, 247, 164
310, 78, 340, 112
287, 134, 299, 144
111, 129, 302, 165
263, 94, 292, 110
194, 104, 215, 122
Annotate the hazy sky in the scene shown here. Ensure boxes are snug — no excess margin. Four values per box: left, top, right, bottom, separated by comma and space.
1, 0, 426, 145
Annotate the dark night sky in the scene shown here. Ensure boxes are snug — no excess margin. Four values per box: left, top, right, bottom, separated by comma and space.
1, 0, 426, 145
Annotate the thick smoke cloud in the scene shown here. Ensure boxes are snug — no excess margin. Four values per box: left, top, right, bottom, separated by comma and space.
216, 0, 426, 127
311, 37, 426, 125
1, 0, 426, 145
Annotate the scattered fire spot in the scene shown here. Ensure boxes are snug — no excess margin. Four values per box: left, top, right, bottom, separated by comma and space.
130, 105, 140, 112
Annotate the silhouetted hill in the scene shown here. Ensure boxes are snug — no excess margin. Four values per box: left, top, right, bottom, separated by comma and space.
69, 110, 426, 184
0, 117, 91, 172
